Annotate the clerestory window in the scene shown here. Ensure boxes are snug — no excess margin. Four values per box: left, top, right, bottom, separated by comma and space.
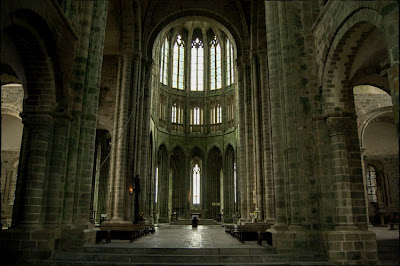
160, 38, 169, 85
210, 36, 222, 90
191, 107, 202, 125
172, 35, 185, 90
226, 38, 234, 86
191, 38, 204, 91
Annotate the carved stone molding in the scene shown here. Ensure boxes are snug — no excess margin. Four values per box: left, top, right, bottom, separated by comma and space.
326, 117, 352, 136
20, 112, 54, 128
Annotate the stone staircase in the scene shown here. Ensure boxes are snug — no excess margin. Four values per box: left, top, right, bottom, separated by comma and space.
43, 246, 331, 265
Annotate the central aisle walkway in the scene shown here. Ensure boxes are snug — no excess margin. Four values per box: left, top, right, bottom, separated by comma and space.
90, 224, 267, 249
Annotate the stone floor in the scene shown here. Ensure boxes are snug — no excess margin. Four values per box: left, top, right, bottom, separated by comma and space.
91, 224, 267, 248
88, 224, 399, 264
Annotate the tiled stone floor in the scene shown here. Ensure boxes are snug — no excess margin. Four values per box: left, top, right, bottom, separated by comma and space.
92, 224, 266, 248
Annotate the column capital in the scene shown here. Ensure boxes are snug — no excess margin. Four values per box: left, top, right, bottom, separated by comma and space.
326, 117, 351, 136
20, 112, 54, 126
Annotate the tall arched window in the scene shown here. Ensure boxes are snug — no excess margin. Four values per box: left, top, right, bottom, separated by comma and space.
192, 107, 201, 125
172, 35, 185, 90
171, 103, 177, 123
193, 164, 201, 204
210, 36, 222, 90
366, 165, 377, 202
191, 37, 204, 91
226, 38, 234, 86
160, 38, 169, 85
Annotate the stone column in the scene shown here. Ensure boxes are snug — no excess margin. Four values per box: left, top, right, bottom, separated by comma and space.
258, 49, 274, 222
74, 0, 108, 225
62, 0, 94, 226
326, 117, 357, 230
45, 113, 72, 226
141, 59, 154, 219
236, 58, 248, 222
265, 1, 288, 229
110, 52, 133, 223
106, 55, 123, 219
13, 113, 54, 228
250, 51, 264, 220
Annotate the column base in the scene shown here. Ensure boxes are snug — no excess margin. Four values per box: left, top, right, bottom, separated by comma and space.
267, 227, 321, 254
321, 229, 378, 265
0, 227, 61, 264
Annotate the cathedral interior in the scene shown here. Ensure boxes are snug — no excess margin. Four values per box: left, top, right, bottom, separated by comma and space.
0, 0, 399, 265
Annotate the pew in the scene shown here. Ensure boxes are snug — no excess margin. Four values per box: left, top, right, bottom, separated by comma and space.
96, 224, 155, 243
225, 224, 271, 244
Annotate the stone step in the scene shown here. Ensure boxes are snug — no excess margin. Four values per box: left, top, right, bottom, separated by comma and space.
44, 261, 332, 265
81, 247, 276, 255
51, 249, 330, 265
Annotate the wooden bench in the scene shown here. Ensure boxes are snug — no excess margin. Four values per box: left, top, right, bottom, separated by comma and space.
96, 224, 155, 243
227, 224, 271, 243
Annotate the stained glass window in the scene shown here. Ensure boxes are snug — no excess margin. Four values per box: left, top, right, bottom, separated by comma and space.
366, 166, 377, 202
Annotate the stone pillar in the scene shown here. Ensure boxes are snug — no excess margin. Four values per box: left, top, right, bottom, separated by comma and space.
250, 51, 264, 220
258, 49, 274, 222
265, 1, 288, 230
236, 58, 248, 222
62, 1, 94, 226
110, 53, 133, 223
141, 58, 154, 219
74, 0, 108, 225
14, 113, 54, 228
326, 117, 358, 230
45, 113, 72, 226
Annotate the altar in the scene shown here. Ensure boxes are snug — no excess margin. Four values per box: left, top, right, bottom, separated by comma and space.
185, 209, 206, 219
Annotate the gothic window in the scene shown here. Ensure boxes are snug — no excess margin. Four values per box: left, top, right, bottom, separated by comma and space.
171, 103, 183, 124
210, 36, 222, 90
193, 164, 201, 204
211, 103, 222, 125
226, 38, 234, 86
160, 38, 169, 85
217, 104, 222, 123
172, 35, 185, 90
191, 37, 204, 91
366, 165, 377, 203
191, 106, 202, 125
171, 103, 177, 123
